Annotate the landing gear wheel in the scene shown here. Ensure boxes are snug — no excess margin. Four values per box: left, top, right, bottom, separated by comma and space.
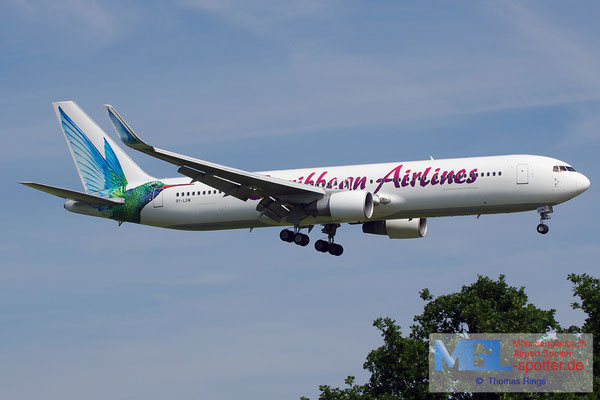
293, 233, 310, 246
537, 223, 549, 234
328, 243, 344, 256
280, 229, 294, 242
314, 239, 330, 252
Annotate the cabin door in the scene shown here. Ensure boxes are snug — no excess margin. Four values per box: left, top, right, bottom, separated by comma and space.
516, 164, 529, 184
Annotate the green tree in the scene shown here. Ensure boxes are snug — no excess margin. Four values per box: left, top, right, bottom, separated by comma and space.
411, 275, 558, 339
567, 273, 600, 397
302, 318, 438, 400
302, 274, 599, 400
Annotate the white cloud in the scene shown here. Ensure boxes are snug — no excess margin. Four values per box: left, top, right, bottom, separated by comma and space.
560, 107, 600, 145
10, 0, 123, 44
178, 0, 335, 37
490, 1, 600, 91
126, 2, 600, 144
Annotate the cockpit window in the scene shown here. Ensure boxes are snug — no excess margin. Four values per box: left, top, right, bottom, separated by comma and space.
553, 165, 576, 172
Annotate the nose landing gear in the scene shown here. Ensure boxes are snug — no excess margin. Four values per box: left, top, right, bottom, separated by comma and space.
536, 205, 553, 235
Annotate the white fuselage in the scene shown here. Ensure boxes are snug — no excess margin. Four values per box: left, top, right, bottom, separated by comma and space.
137, 155, 590, 231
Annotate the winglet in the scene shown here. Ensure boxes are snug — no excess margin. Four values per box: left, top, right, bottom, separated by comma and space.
104, 105, 153, 151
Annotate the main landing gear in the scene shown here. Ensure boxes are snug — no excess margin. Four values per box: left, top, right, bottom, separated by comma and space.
536, 205, 553, 235
314, 224, 343, 256
280, 227, 309, 246
279, 223, 344, 256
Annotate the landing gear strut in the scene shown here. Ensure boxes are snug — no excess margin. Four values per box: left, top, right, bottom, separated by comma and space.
536, 205, 553, 235
315, 224, 343, 256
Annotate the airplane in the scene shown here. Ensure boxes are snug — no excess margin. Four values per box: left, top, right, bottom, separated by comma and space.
21, 101, 591, 256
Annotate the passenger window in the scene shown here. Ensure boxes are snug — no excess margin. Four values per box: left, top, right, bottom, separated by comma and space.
499, 171, 502, 176
487, 172, 490, 176
203, 191, 206, 195
176, 193, 179, 197
493, 172, 496, 176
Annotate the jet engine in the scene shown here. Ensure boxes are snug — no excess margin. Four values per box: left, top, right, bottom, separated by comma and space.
306, 191, 374, 220
362, 218, 428, 239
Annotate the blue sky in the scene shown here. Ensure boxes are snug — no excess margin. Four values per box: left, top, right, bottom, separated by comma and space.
1, 1, 599, 399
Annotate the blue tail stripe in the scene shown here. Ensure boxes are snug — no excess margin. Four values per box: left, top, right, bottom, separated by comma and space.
59, 106, 128, 196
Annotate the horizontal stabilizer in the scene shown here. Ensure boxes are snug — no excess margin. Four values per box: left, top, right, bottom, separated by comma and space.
20, 182, 125, 206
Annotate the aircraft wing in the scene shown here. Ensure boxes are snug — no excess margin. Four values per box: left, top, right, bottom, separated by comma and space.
20, 182, 125, 206
104, 105, 325, 222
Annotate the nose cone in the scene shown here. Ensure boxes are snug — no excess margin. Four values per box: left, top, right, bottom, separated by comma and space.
576, 173, 591, 194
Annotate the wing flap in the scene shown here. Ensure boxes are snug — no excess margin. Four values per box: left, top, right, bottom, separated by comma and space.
20, 182, 125, 206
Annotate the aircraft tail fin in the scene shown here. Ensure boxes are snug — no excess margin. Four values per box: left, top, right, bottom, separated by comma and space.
53, 101, 153, 198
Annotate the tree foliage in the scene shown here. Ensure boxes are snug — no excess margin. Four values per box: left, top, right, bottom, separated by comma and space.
412, 275, 558, 339
567, 273, 600, 396
303, 274, 598, 400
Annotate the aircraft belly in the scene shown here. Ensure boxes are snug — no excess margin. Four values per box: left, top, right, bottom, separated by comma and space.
140, 195, 267, 228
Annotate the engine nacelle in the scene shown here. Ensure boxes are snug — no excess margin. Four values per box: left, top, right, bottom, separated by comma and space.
306, 191, 374, 220
362, 218, 428, 239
